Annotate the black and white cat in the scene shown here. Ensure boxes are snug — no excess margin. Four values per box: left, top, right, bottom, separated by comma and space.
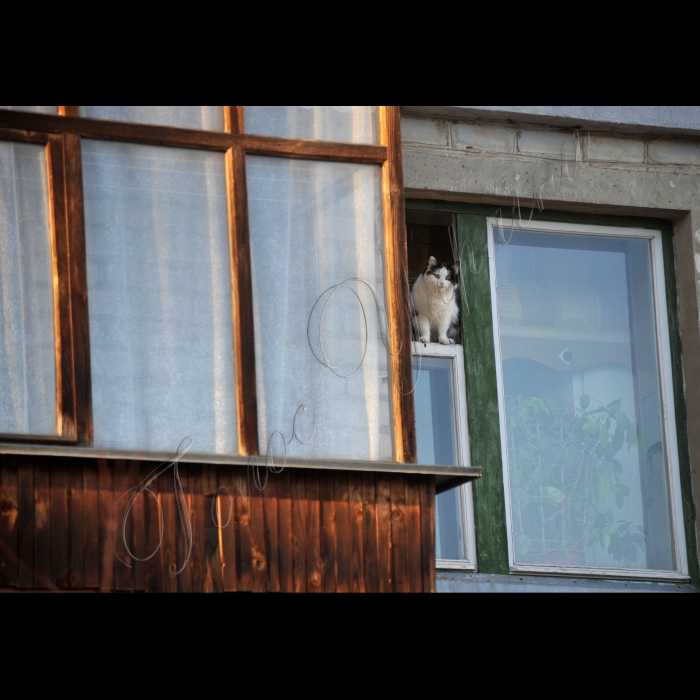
411, 256, 460, 345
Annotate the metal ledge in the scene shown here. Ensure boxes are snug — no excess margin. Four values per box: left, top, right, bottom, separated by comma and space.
0, 441, 481, 488
437, 571, 697, 593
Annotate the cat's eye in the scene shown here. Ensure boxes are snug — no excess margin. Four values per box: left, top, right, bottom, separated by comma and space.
446, 275, 451, 280
434, 273, 439, 277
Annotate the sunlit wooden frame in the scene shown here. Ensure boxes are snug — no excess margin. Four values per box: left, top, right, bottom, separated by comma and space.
0, 107, 416, 464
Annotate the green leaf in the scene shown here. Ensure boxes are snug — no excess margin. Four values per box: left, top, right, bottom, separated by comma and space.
517, 534, 531, 555
612, 459, 623, 474
611, 426, 625, 453
613, 483, 630, 497
599, 424, 609, 446
615, 494, 624, 509
580, 394, 590, 409
543, 486, 566, 505
606, 399, 621, 413
517, 447, 533, 464
644, 496, 654, 509
646, 441, 663, 462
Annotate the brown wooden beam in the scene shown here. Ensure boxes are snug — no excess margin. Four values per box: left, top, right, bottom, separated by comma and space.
0, 109, 387, 164
227, 147, 259, 455
224, 107, 244, 134
62, 133, 93, 445
379, 106, 416, 463
47, 135, 77, 441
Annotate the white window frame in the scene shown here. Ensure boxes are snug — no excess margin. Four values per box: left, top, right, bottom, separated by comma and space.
487, 217, 689, 581
413, 341, 477, 571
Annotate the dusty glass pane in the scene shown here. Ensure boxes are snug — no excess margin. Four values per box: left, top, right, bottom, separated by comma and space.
245, 106, 378, 144
495, 228, 675, 570
80, 106, 224, 131
247, 156, 391, 461
83, 141, 236, 454
0, 142, 56, 434
413, 356, 465, 560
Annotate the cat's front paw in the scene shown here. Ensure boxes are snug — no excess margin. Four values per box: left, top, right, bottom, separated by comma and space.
419, 336, 430, 344
438, 336, 451, 345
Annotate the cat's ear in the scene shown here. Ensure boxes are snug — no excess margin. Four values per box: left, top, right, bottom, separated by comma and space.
452, 261, 460, 273
428, 256, 437, 267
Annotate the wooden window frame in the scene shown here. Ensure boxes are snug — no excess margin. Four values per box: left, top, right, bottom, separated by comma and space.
0, 127, 77, 444
0, 107, 422, 468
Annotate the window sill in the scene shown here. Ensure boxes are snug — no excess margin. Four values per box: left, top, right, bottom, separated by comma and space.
0, 441, 481, 485
509, 563, 690, 583
436, 571, 696, 593
437, 559, 477, 572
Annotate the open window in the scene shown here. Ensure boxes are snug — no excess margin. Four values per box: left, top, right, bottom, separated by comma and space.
407, 209, 475, 568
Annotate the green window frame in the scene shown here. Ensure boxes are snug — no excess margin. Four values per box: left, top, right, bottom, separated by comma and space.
406, 199, 699, 584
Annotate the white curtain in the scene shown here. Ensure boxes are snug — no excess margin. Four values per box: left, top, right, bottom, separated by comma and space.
247, 156, 392, 461
83, 141, 236, 454
80, 107, 224, 131
244, 106, 377, 144
0, 142, 56, 435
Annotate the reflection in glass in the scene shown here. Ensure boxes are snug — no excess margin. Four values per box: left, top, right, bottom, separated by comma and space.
80, 106, 224, 131
245, 106, 378, 144
0, 143, 56, 434
247, 156, 391, 461
83, 141, 236, 453
413, 356, 465, 560
494, 228, 675, 570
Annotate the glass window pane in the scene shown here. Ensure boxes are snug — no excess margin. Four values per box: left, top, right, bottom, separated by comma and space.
494, 227, 676, 570
413, 356, 465, 560
80, 106, 224, 131
247, 156, 390, 460
0, 142, 56, 434
245, 106, 378, 144
0, 106, 57, 114
83, 141, 236, 454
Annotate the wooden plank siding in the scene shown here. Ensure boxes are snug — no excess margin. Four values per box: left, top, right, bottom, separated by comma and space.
0, 454, 435, 592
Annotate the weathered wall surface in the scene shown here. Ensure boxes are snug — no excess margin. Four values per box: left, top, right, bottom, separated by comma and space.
402, 106, 700, 135
401, 110, 700, 569
0, 454, 435, 592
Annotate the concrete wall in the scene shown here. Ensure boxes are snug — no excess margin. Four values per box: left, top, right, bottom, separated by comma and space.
400, 110, 700, 574
402, 106, 700, 136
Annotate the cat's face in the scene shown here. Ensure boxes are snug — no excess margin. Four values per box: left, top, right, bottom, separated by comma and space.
423, 256, 459, 290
